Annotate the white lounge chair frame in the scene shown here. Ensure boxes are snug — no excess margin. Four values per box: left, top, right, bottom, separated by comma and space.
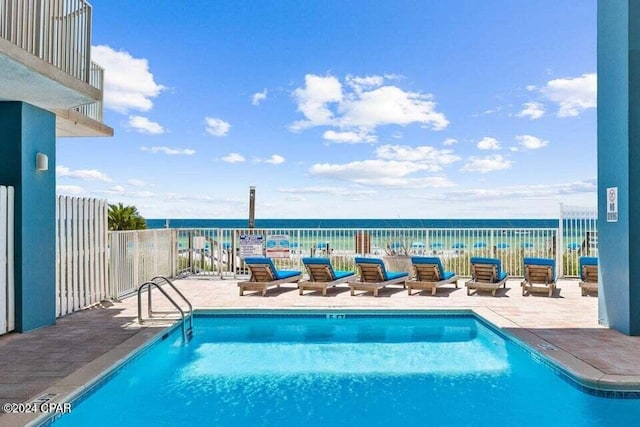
406, 263, 459, 295
349, 262, 406, 297
238, 263, 301, 296
299, 263, 353, 296
521, 264, 556, 297
579, 264, 598, 296
465, 263, 508, 297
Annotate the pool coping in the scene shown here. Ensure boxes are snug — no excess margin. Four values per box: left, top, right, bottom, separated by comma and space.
22, 306, 640, 426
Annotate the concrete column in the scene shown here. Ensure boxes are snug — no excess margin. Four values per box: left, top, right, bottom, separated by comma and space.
597, 0, 640, 335
0, 102, 56, 332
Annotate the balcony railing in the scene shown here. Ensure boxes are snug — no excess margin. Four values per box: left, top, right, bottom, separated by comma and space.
0, 0, 102, 90
1, 0, 105, 122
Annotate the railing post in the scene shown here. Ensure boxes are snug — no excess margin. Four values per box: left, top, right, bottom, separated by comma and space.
557, 203, 564, 278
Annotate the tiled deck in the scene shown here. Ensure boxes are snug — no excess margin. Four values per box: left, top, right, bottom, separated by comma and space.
1, 277, 639, 426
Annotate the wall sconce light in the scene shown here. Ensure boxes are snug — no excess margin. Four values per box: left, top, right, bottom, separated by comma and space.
36, 153, 48, 171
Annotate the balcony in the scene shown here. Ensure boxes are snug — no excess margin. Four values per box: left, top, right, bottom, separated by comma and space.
0, 0, 113, 137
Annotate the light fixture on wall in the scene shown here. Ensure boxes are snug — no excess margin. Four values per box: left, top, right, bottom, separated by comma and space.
36, 153, 48, 171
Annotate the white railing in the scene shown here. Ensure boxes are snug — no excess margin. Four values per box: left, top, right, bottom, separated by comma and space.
561, 204, 598, 277
109, 229, 177, 298
56, 196, 108, 317
72, 61, 104, 122
176, 227, 559, 279
0, 0, 100, 87
0, 185, 15, 336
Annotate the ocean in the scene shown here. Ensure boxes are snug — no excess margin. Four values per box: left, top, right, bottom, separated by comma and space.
146, 218, 559, 230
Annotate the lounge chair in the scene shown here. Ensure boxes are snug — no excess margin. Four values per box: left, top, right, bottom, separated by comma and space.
579, 257, 598, 296
465, 257, 509, 296
349, 257, 408, 297
521, 257, 556, 297
238, 257, 301, 296
406, 256, 459, 295
299, 257, 355, 296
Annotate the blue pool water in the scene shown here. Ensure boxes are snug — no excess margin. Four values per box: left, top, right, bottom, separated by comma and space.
50, 313, 640, 427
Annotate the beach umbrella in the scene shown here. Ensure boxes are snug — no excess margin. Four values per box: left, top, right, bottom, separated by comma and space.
496, 242, 510, 249
452, 242, 466, 249
390, 241, 404, 249
567, 242, 581, 250
411, 241, 425, 248
473, 242, 487, 249
521, 242, 534, 249
430, 242, 443, 249
222, 242, 232, 250
290, 242, 300, 248
316, 242, 328, 249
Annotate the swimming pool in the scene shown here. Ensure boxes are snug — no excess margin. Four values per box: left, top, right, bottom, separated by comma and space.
47, 312, 640, 426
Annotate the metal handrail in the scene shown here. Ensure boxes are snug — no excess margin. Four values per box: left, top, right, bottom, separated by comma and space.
137, 281, 192, 341
150, 276, 194, 333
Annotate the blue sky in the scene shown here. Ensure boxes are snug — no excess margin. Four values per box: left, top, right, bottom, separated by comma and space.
57, 0, 597, 219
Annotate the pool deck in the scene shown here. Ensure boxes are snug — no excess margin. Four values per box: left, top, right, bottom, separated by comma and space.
2, 277, 640, 426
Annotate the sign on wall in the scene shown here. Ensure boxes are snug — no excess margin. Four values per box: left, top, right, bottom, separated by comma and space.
266, 234, 290, 258
239, 234, 264, 257
607, 187, 618, 222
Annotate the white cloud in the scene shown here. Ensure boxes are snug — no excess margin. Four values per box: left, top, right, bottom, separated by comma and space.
92, 45, 165, 114
290, 74, 448, 135
443, 178, 596, 201
516, 102, 545, 120
290, 75, 343, 131
309, 160, 454, 187
204, 117, 231, 137
263, 154, 285, 165
108, 185, 126, 193
221, 153, 246, 163
460, 154, 513, 173
56, 185, 84, 195
128, 179, 146, 187
140, 146, 195, 156
126, 116, 164, 134
542, 73, 596, 117
442, 138, 458, 146
477, 137, 501, 150
375, 144, 460, 169
322, 130, 377, 144
340, 85, 449, 130
252, 89, 268, 106
278, 186, 377, 199
56, 165, 112, 182
515, 134, 549, 150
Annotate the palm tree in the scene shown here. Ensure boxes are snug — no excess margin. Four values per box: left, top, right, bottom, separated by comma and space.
108, 203, 147, 230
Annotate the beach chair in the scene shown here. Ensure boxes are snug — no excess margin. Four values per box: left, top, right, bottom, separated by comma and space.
406, 256, 459, 295
521, 257, 556, 297
465, 257, 509, 297
299, 257, 355, 296
238, 257, 301, 296
349, 257, 408, 297
579, 257, 598, 296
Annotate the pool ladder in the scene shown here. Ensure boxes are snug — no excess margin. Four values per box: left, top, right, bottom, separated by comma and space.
137, 276, 194, 341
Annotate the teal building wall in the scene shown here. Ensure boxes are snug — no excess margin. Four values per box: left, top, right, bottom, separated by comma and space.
597, 0, 640, 335
0, 102, 57, 332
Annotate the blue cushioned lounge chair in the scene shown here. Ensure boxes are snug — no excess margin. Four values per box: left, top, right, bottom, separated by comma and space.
521, 257, 557, 297
299, 257, 355, 296
579, 257, 598, 296
349, 257, 408, 297
465, 257, 509, 297
406, 256, 459, 296
238, 257, 302, 296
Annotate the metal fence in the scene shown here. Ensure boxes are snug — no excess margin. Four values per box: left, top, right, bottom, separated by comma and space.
0, 186, 14, 336
175, 227, 560, 278
109, 229, 177, 298
560, 204, 598, 277
56, 196, 108, 317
